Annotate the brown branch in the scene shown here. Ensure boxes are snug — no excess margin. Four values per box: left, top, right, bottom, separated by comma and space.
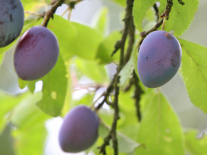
111, 75, 120, 155
132, 71, 143, 121
42, 0, 83, 27
153, 3, 159, 22
160, 0, 173, 19
98, 0, 134, 154
98, 134, 112, 155
124, 12, 135, 65
111, 40, 121, 57
41, 0, 65, 27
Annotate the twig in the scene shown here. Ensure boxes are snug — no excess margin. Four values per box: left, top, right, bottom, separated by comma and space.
124, 11, 135, 65
153, 3, 159, 22
98, 0, 134, 154
95, 71, 119, 111
41, 0, 65, 27
61, 7, 69, 17
132, 71, 143, 121
110, 75, 120, 155
111, 40, 121, 57
161, 16, 167, 30
138, 0, 175, 49
160, 0, 173, 19
178, 0, 185, 5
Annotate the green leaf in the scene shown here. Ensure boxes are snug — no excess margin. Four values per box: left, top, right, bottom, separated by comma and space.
96, 31, 121, 64
21, 0, 45, 14
133, 0, 157, 32
112, 0, 126, 7
72, 22, 103, 60
47, 15, 103, 60
0, 92, 28, 131
135, 91, 185, 155
36, 54, 67, 116
185, 130, 207, 155
117, 89, 140, 141
0, 124, 15, 155
179, 39, 207, 115
72, 92, 95, 108
92, 7, 109, 36
133, 0, 199, 37
10, 92, 43, 126
61, 61, 72, 116
164, 0, 199, 37
99, 122, 140, 154
10, 92, 49, 155
75, 57, 109, 84
46, 15, 77, 60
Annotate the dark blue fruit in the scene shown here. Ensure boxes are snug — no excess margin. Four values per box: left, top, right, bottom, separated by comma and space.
14, 26, 59, 80
0, 0, 24, 47
59, 105, 99, 153
138, 31, 181, 88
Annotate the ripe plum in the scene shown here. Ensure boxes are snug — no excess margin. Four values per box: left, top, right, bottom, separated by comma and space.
59, 105, 99, 153
0, 0, 24, 47
14, 26, 59, 80
138, 31, 181, 88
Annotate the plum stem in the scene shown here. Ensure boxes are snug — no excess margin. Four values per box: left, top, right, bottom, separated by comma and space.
41, 0, 82, 27
161, 16, 167, 30
67, 7, 72, 20
61, 7, 69, 17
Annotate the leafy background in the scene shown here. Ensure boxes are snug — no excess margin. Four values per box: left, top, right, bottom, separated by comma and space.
1, 0, 207, 155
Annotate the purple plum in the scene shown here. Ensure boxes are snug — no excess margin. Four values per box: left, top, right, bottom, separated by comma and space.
59, 105, 99, 153
138, 31, 182, 88
14, 26, 59, 80
0, 0, 24, 47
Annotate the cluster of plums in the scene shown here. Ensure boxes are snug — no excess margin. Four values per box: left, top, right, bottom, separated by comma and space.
1, 0, 182, 153
0, 0, 59, 81
1, 0, 100, 153
137, 30, 182, 88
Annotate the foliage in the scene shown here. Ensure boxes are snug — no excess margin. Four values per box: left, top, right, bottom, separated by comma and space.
0, 0, 206, 155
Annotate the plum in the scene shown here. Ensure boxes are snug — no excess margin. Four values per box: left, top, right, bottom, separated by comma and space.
0, 0, 24, 47
59, 105, 99, 153
14, 26, 59, 80
137, 31, 181, 88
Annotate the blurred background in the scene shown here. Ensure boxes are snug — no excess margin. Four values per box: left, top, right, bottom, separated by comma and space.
0, 0, 207, 154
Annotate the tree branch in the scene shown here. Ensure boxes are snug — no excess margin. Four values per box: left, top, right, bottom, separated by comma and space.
41, 0, 65, 27
97, 0, 134, 154
132, 71, 143, 121
153, 3, 159, 22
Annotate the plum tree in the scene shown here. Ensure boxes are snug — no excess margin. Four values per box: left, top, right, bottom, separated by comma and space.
14, 26, 59, 81
59, 105, 99, 153
137, 30, 182, 88
0, 0, 24, 47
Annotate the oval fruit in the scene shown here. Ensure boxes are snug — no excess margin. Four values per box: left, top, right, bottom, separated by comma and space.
14, 26, 59, 80
59, 105, 99, 153
0, 0, 24, 47
137, 31, 182, 88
